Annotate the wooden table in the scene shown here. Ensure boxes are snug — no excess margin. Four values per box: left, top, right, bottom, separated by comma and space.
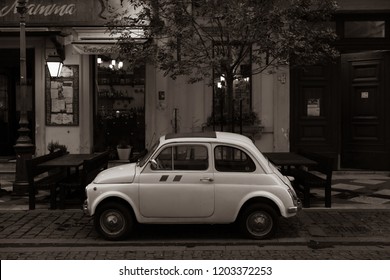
38, 153, 103, 209
38, 154, 99, 175
263, 152, 317, 174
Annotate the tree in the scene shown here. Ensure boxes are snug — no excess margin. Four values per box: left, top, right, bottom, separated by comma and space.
108, 0, 339, 131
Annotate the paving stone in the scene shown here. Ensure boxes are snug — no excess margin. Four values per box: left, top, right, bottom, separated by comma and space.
374, 189, 390, 196
332, 183, 365, 191
349, 196, 389, 205
352, 179, 386, 185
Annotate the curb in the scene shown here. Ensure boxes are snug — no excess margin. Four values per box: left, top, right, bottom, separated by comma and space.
1, 237, 389, 248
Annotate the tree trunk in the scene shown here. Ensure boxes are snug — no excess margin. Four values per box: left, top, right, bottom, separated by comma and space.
226, 73, 234, 132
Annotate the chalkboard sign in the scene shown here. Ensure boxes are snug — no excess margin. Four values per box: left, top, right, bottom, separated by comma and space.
45, 65, 79, 126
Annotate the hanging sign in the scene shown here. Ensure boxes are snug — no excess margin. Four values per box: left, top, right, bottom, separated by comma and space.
0, 0, 136, 27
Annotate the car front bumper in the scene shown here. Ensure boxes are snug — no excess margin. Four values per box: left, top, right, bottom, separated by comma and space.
287, 199, 302, 214
83, 200, 90, 216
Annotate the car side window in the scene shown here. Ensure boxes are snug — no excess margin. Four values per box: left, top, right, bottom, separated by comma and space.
154, 145, 208, 171
155, 147, 173, 170
214, 145, 256, 172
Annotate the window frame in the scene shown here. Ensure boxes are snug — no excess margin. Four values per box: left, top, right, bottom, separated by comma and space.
335, 13, 390, 43
213, 144, 257, 173
211, 42, 253, 129
152, 143, 210, 171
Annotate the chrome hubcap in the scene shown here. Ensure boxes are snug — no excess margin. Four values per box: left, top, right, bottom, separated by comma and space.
247, 211, 272, 237
101, 210, 125, 235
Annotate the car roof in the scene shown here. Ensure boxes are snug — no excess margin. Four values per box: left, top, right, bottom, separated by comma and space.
163, 131, 253, 145
165, 132, 217, 140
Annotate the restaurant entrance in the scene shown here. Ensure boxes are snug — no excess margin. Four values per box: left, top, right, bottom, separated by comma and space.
0, 49, 35, 156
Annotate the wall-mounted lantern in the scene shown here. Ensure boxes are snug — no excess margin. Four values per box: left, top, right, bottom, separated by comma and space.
46, 55, 63, 77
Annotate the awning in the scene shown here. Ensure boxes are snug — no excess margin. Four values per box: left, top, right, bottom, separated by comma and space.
71, 27, 145, 55
72, 40, 118, 54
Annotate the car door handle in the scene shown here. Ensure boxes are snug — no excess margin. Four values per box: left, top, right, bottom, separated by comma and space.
200, 177, 214, 182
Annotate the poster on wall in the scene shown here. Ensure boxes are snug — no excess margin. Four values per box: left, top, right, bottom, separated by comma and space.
45, 65, 79, 126
307, 98, 320, 117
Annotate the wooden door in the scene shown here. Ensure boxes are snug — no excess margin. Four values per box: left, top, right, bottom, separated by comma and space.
341, 51, 390, 170
0, 70, 17, 156
0, 49, 35, 156
290, 64, 338, 158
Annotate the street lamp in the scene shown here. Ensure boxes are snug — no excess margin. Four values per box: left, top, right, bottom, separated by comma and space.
13, 0, 35, 195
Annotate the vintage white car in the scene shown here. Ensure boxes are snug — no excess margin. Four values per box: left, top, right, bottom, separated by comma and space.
84, 132, 301, 240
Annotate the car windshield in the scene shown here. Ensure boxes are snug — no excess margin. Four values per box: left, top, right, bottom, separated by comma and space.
138, 139, 160, 167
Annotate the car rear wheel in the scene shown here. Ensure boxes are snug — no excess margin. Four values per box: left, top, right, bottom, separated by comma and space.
94, 202, 134, 241
239, 204, 278, 239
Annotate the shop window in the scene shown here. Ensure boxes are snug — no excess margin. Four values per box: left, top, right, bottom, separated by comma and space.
211, 45, 252, 129
344, 21, 385, 38
94, 56, 145, 156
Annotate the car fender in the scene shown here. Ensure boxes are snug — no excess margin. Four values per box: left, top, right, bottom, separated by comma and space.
235, 191, 286, 219
89, 190, 139, 218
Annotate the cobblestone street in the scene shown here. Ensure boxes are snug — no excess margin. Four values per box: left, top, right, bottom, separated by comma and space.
0, 208, 389, 259
1, 244, 390, 260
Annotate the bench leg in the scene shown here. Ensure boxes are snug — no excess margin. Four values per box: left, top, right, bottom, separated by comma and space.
59, 185, 65, 210
325, 185, 331, 208
28, 184, 36, 210
303, 185, 310, 208
49, 184, 57, 210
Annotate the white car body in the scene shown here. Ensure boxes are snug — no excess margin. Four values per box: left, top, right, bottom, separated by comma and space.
84, 132, 301, 240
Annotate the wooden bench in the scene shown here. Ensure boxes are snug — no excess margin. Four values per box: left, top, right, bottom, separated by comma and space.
289, 151, 334, 208
58, 151, 109, 209
26, 150, 69, 210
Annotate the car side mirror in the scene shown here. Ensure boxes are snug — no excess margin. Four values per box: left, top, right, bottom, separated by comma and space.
150, 159, 158, 170
287, 176, 295, 182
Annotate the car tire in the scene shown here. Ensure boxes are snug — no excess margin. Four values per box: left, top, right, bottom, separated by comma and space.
239, 204, 278, 239
94, 202, 134, 241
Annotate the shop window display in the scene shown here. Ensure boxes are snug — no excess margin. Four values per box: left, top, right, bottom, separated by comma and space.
94, 57, 145, 159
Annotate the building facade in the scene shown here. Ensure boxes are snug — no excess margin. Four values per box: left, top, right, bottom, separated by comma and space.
0, 0, 389, 170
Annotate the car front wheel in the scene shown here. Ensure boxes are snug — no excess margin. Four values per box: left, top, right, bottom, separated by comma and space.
239, 204, 278, 239
94, 202, 134, 241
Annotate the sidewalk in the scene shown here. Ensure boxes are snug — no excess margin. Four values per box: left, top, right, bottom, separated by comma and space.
0, 171, 389, 247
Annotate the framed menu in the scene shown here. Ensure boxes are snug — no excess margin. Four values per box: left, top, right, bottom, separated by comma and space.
45, 65, 79, 126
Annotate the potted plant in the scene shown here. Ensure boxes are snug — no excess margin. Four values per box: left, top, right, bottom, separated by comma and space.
47, 141, 68, 153
117, 140, 132, 161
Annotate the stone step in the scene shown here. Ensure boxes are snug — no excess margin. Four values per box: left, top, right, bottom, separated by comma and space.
0, 160, 16, 171
0, 160, 16, 182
